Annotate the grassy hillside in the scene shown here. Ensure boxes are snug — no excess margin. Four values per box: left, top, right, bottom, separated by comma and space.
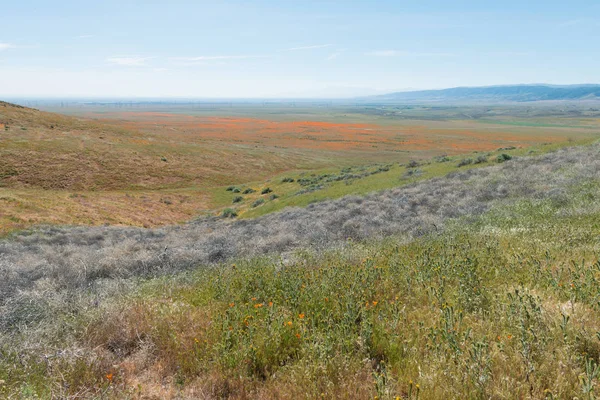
3, 143, 600, 398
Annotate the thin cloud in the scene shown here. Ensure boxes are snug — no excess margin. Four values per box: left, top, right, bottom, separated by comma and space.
366, 50, 455, 57
283, 44, 332, 51
559, 19, 584, 27
0, 43, 17, 51
327, 49, 345, 61
170, 55, 269, 66
485, 51, 530, 57
77, 35, 95, 39
173, 55, 267, 61
106, 56, 154, 66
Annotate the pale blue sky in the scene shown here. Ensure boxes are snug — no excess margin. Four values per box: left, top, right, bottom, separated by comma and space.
1, 0, 599, 98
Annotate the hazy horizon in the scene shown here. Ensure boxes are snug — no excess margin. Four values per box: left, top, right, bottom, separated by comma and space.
2, 0, 599, 98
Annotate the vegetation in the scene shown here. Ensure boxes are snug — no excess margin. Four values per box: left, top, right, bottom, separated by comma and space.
3, 143, 600, 397
221, 208, 238, 218
3, 100, 600, 397
497, 153, 513, 163
2, 101, 600, 234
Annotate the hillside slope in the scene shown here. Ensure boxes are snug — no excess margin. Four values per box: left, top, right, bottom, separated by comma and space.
0, 101, 309, 191
2, 142, 600, 397
369, 84, 600, 103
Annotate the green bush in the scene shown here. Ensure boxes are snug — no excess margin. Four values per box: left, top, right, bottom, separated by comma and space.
232, 196, 243, 204
232, 188, 241, 193
226, 186, 236, 192
261, 188, 273, 195
252, 199, 265, 208
474, 155, 488, 164
497, 153, 512, 163
457, 158, 473, 167
281, 177, 295, 183
269, 194, 279, 200
221, 208, 238, 218
243, 188, 256, 194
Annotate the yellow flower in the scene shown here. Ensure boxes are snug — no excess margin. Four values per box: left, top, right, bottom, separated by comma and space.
229, 302, 235, 308
106, 373, 114, 381
298, 313, 305, 319
286, 321, 293, 326
268, 301, 273, 307
372, 301, 378, 306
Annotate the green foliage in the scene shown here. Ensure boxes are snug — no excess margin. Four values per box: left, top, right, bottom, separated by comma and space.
457, 158, 473, 167
474, 155, 488, 164
261, 187, 272, 194
252, 198, 265, 208
497, 153, 513, 163
232, 196, 243, 204
221, 208, 238, 218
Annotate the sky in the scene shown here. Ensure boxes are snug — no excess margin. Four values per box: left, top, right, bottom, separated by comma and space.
1, 0, 599, 98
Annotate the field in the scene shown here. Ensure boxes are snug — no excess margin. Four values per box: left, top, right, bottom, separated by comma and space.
3, 100, 600, 398
4, 141, 600, 398
2, 101, 600, 234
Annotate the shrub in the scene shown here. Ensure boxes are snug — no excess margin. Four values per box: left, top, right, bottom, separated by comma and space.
226, 186, 235, 192
232, 196, 243, 204
497, 153, 513, 163
474, 155, 488, 164
457, 158, 473, 167
269, 194, 279, 200
221, 208, 238, 218
436, 155, 451, 163
243, 188, 256, 194
407, 160, 419, 168
261, 188, 273, 195
252, 198, 265, 208
403, 168, 423, 178
232, 188, 241, 193
281, 177, 295, 183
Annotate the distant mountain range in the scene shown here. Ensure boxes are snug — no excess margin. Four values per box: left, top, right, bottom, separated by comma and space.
367, 84, 600, 103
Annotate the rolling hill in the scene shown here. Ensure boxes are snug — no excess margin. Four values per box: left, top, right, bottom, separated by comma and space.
368, 84, 600, 103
